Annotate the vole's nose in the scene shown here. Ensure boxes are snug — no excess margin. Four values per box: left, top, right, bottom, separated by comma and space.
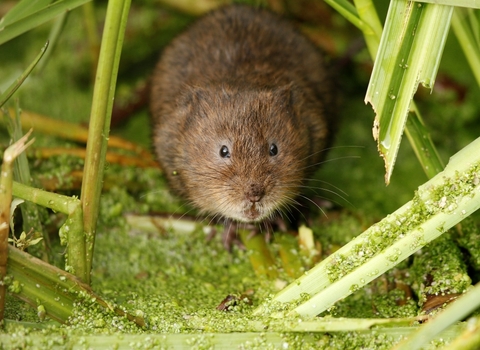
245, 183, 265, 203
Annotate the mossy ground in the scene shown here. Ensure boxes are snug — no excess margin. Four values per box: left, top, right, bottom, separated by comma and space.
1, 1, 480, 349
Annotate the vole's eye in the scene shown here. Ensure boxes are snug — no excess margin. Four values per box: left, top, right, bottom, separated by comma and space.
220, 145, 231, 158
269, 143, 278, 156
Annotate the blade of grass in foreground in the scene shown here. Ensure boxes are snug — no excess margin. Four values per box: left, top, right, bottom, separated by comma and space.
326, 0, 446, 185
254, 136, 480, 318
0, 321, 466, 348
80, 0, 131, 284
7, 245, 146, 326
395, 281, 480, 350
365, 0, 453, 184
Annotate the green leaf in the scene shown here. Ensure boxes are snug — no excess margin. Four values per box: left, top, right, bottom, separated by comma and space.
353, 0, 383, 58
0, 0, 91, 46
415, 0, 480, 8
0, 42, 48, 108
365, 1, 453, 184
0, 0, 54, 27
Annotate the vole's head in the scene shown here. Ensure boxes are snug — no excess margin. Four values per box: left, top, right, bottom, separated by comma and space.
174, 84, 313, 222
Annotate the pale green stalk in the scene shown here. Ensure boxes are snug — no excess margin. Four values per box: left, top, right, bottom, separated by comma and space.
254, 136, 480, 317
125, 214, 198, 235
452, 7, 480, 87
441, 316, 480, 350
0, 333, 288, 350
0, 42, 48, 107
36, 12, 69, 73
415, 0, 480, 8
82, 2, 100, 80
326, 0, 446, 184
352, 0, 383, 58
7, 246, 77, 323
365, 1, 453, 184
324, 0, 367, 33
395, 282, 480, 350
6, 245, 144, 326
0, 322, 465, 348
0, 0, 92, 45
8, 102, 51, 261
0, 44, 51, 260
404, 108, 445, 178
80, 0, 131, 284
12, 182, 86, 281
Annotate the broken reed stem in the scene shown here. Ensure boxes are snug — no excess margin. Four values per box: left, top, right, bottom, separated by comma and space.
0, 131, 34, 323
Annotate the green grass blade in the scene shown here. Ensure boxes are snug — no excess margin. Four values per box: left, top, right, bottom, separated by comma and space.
441, 316, 480, 349
324, 0, 365, 31
35, 12, 69, 73
353, 0, 383, 58
7, 103, 52, 261
365, 1, 453, 184
80, 0, 131, 284
7, 245, 143, 326
415, 0, 480, 8
325, 1, 446, 180
12, 182, 87, 281
254, 136, 480, 318
0, 0, 53, 27
395, 282, 480, 350
0, 42, 48, 107
0, 0, 91, 46
404, 108, 445, 178
452, 7, 480, 87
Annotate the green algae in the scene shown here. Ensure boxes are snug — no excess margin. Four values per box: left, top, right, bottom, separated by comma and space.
455, 217, 480, 270
408, 233, 471, 307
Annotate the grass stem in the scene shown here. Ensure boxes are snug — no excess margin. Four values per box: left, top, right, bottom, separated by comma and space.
80, 0, 132, 284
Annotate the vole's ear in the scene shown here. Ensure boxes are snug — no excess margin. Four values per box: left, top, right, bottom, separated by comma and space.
177, 85, 210, 119
271, 82, 298, 114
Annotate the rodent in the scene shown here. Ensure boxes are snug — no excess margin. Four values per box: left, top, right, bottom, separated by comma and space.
150, 5, 336, 225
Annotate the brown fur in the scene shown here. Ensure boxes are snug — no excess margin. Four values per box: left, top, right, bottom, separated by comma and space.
150, 5, 336, 222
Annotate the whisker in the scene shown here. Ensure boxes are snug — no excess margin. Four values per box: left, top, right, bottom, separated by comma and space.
139, 189, 166, 199
298, 145, 364, 163
304, 179, 350, 197
298, 194, 328, 219
300, 155, 361, 172
296, 185, 353, 207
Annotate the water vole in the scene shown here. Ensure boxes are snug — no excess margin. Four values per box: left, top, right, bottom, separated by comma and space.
150, 5, 336, 225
